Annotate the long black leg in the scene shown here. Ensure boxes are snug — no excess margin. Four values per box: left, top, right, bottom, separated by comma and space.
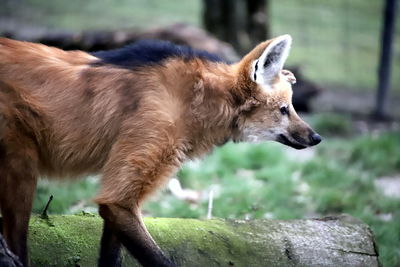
98, 204, 176, 267
98, 220, 122, 267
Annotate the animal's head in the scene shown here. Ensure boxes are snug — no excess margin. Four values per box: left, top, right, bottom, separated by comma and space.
231, 35, 321, 149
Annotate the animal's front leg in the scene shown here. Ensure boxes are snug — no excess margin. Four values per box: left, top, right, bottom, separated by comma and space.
98, 204, 176, 267
95, 139, 180, 267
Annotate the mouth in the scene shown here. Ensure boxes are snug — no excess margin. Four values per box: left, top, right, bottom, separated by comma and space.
276, 134, 307, 150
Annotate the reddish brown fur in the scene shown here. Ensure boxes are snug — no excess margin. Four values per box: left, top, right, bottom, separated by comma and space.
0, 36, 318, 267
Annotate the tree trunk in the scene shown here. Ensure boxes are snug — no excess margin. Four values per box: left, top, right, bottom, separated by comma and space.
25, 214, 378, 267
373, 0, 398, 119
246, 0, 269, 48
203, 0, 269, 54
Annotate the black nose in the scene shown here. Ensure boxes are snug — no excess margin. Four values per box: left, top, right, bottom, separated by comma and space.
310, 133, 322, 145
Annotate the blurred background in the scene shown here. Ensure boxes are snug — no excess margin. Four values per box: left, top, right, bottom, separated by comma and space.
1, 0, 399, 265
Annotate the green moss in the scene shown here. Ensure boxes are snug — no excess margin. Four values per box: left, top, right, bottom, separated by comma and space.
27, 215, 377, 267
29, 214, 103, 266
30, 215, 282, 266
29, 216, 287, 266
145, 218, 285, 266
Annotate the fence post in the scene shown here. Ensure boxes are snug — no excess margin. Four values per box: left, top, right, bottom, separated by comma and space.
374, 0, 398, 119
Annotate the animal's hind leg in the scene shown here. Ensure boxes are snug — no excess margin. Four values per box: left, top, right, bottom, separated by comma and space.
0, 144, 38, 267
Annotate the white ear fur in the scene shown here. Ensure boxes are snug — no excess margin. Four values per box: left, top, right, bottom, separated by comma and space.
251, 34, 292, 87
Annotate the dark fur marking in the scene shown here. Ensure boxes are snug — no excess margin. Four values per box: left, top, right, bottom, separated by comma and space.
277, 134, 306, 150
291, 132, 307, 145
119, 86, 141, 113
230, 115, 239, 130
80, 69, 141, 114
0, 141, 6, 163
80, 70, 101, 102
217, 137, 230, 147
253, 60, 258, 81
91, 40, 223, 70
83, 86, 95, 100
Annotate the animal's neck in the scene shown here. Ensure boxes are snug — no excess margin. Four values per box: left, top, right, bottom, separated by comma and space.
186, 63, 238, 154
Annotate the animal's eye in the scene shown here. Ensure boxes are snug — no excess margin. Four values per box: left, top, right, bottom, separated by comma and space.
280, 106, 289, 116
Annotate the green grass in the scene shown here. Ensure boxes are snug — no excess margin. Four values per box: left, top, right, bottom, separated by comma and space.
32, 177, 98, 214
1, 0, 201, 31
309, 112, 353, 136
33, 124, 400, 266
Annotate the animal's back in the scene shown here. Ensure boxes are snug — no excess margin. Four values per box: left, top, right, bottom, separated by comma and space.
0, 38, 132, 177
91, 39, 222, 69
0, 38, 220, 178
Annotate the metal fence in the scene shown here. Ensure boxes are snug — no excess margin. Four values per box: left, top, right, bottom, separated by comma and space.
270, 0, 399, 93
0, 0, 398, 94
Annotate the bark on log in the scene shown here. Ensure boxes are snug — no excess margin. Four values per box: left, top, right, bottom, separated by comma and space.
25, 214, 378, 267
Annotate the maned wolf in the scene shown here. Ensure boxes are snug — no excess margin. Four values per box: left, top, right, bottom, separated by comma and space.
0, 35, 321, 266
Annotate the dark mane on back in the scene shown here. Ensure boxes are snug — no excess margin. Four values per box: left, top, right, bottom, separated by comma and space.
91, 40, 224, 69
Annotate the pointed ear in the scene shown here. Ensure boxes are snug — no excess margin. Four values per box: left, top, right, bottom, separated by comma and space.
251, 34, 292, 87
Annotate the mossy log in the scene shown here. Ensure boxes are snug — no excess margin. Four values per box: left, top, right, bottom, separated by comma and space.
26, 214, 378, 267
